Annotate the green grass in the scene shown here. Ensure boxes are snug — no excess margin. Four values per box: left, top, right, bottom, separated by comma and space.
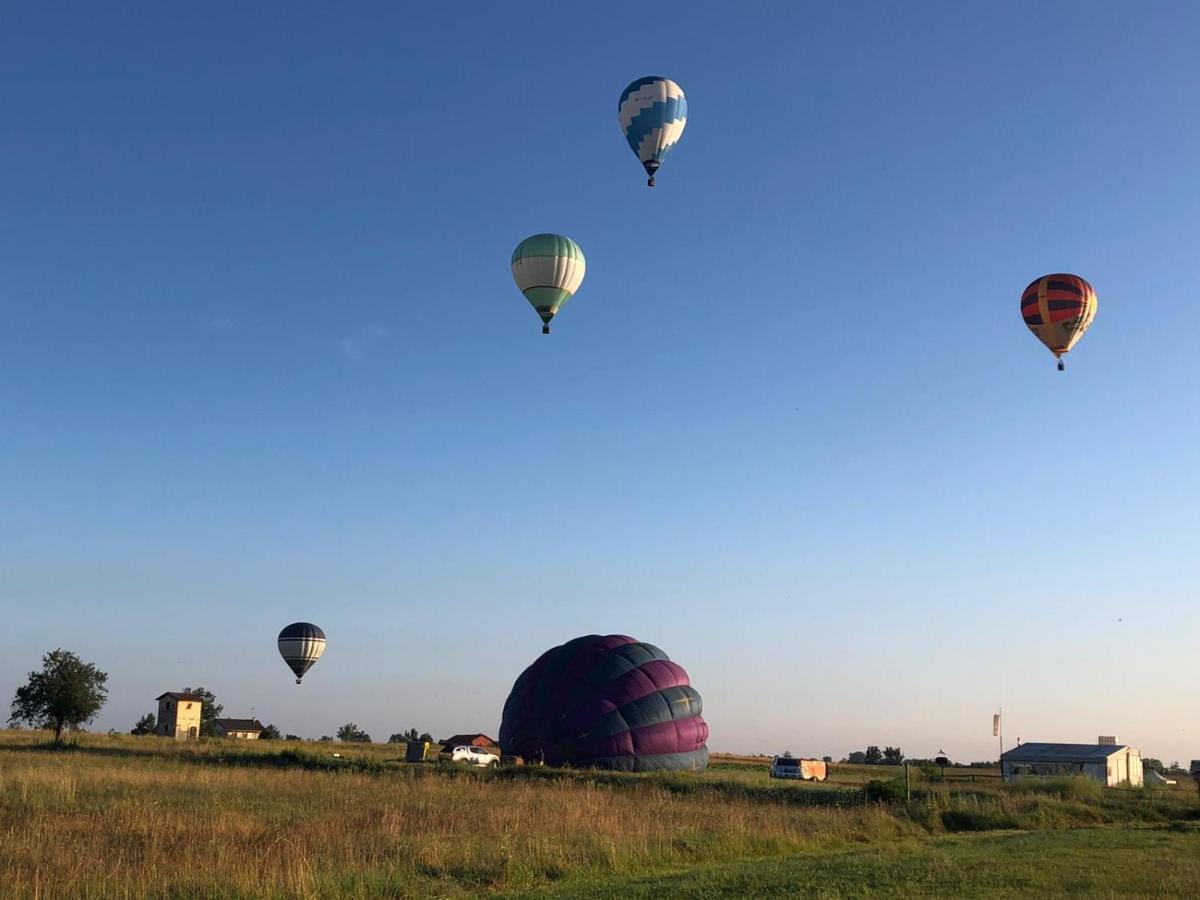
502, 828, 1200, 899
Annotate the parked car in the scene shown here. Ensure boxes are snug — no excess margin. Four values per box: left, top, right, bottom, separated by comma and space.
450, 745, 499, 767
769, 756, 828, 781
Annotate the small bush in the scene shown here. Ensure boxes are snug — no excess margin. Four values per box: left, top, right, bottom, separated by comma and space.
864, 779, 906, 804
905, 796, 946, 832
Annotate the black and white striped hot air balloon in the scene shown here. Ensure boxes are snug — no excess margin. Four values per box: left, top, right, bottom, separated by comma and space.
277, 622, 326, 684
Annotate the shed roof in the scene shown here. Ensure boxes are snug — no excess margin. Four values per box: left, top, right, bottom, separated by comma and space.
440, 733, 496, 749
156, 692, 206, 702
1001, 742, 1130, 763
215, 718, 264, 733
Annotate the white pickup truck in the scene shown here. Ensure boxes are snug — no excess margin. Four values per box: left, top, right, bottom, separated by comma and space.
450, 745, 499, 767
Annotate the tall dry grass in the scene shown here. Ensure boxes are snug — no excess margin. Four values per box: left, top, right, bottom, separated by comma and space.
0, 731, 917, 899
3, 731, 1195, 898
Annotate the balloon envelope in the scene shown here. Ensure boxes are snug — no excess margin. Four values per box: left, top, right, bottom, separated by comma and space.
618, 76, 687, 185
1021, 273, 1097, 363
278, 622, 326, 683
511, 234, 585, 332
499, 634, 709, 772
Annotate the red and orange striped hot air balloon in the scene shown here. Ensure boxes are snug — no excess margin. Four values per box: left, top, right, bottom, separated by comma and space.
1020, 274, 1097, 371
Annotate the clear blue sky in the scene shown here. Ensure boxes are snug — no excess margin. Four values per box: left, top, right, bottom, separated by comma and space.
2, 2, 1197, 763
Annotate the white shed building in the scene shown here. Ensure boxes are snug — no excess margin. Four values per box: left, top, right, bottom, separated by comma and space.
1000, 742, 1142, 787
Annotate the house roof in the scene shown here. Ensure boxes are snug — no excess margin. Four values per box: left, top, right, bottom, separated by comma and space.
440, 733, 496, 748
1001, 742, 1130, 763
156, 692, 206, 702
214, 718, 264, 733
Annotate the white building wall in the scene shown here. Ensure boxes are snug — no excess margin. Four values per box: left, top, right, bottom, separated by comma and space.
1003, 749, 1142, 787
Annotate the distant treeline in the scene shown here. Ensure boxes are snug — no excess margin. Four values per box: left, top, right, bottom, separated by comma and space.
841, 746, 998, 767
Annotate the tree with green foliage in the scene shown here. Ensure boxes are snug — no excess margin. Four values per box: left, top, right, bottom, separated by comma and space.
131, 713, 157, 735
337, 723, 371, 743
260, 724, 281, 740
284, 733, 301, 741
883, 746, 903, 765
864, 745, 883, 765
389, 728, 433, 744
9, 649, 109, 743
180, 686, 222, 737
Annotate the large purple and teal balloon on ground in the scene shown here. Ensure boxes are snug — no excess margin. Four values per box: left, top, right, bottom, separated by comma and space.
499, 634, 709, 772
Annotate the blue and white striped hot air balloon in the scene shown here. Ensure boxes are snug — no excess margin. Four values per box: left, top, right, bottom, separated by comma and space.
618, 76, 687, 187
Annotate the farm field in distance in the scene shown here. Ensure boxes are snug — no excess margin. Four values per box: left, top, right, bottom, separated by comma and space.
2, 731, 1199, 898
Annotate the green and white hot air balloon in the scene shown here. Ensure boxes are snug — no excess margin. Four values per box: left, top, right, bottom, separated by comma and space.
511, 234, 586, 334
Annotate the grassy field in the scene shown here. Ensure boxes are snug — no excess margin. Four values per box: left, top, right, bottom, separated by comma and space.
513, 829, 1200, 899
1, 730, 1197, 898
